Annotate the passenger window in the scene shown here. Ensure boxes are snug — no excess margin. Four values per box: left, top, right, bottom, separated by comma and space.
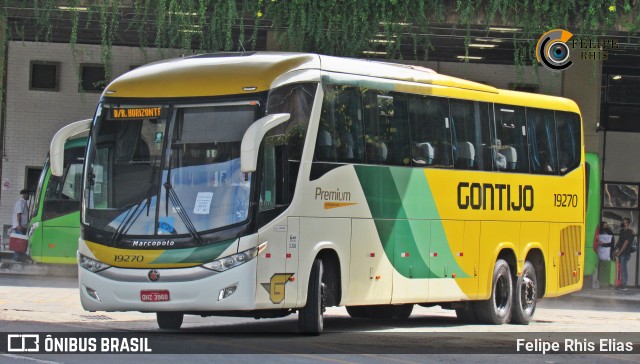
362, 90, 409, 165
493, 105, 528, 173
314, 85, 365, 163
259, 143, 277, 211
266, 82, 317, 202
450, 100, 487, 170
527, 108, 558, 174
408, 95, 452, 168
555, 111, 582, 174
476, 102, 493, 171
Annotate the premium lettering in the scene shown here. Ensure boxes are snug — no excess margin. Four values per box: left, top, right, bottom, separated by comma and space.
315, 187, 351, 201
457, 182, 534, 211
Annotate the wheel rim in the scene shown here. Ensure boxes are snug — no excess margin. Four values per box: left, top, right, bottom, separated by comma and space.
494, 273, 510, 313
320, 281, 327, 326
520, 272, 537, 315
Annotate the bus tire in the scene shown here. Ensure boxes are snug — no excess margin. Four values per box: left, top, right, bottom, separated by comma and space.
364, 304, 413, 319
455, 302, 478, 323
391, 304, 413, 319
298, 258, 325, 335
346, 306, 369, 318
156, 312, 183, 330
511, 261, 537, 325
476, 259, 512, 324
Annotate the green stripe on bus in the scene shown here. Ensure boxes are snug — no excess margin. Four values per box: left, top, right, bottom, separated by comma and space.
150, 239, 236, 264
355, 165, 468, 279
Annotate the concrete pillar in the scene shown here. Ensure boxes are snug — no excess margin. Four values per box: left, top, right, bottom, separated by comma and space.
0, 13, 6, 206
561, 55, 602, 154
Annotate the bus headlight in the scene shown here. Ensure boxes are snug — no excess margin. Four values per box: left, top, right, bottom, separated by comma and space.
78, 252, 111, 272
202, 243, 265, 272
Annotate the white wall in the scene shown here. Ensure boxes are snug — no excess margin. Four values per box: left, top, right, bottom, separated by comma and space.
0, 41, 182, 226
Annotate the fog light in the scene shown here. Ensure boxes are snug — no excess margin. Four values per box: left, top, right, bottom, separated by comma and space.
86, 287, 101, 301
218, 284, 237, 301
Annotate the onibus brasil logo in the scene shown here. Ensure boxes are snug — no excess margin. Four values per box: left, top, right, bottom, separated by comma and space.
536, 29, 574, 71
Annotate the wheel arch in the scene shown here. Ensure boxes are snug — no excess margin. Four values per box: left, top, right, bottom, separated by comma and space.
497, 248, 517, 280
316, 248, 342, 307
525, 248, 546, 298
479, 245, 517, 300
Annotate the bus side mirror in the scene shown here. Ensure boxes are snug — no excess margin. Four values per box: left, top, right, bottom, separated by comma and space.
240, 113, 290, 173
50, 119, 92, 176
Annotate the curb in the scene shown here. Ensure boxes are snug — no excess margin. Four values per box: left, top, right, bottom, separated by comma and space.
569, 289, 640, 303
0, 261, 77, 277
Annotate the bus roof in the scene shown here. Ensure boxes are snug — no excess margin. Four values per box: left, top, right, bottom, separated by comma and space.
104, 53, 320, 98
103, 52, 578, 113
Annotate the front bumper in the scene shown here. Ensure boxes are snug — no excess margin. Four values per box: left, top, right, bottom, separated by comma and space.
79, 260, 257, 312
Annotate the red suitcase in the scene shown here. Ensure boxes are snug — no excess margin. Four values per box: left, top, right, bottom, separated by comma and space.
8, 233, 28, 253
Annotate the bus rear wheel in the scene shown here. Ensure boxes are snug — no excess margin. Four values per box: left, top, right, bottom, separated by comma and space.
455, 302, 478, 323
476, 259, 513, 324
156, 312, 183, 330
298, 259, 325, 335
346, 306, 369, 318
511, 261, 537, 325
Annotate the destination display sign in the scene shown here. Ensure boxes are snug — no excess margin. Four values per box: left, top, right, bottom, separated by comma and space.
110, 107, 163, 120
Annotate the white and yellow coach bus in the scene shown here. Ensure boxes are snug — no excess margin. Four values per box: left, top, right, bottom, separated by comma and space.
53, 53, 585, 334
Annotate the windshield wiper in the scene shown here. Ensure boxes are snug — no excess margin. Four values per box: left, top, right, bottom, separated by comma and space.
109, 198, 150, 246
164, 182, 203, 244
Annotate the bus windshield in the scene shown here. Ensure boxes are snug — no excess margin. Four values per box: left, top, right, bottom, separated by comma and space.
83, 102, 259, 239
30, 143, 86, 222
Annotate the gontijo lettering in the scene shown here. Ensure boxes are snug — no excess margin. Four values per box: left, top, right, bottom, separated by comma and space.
457, 182, 534, 211
111, 107, 162, 119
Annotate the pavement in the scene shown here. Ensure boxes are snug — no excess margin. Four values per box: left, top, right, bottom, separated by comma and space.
0, 253, 639, 304
0, 253, 77, 276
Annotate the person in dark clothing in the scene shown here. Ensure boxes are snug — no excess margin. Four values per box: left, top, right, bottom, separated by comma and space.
614, 218, 634, 290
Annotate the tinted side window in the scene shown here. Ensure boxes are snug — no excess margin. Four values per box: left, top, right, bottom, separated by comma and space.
556, 111, 582, 174
408, 95, 452, 168
42, 146, 85, 221
265, 82, 317, 203
314, 85, 365, 163
493, 105, 529, 173
527, 108, 558, 174
476, 102, 493, 171
362, 90, 409, 166
266, 83, 317, 161
450, 100, 488, 170
450, 100, 474, 169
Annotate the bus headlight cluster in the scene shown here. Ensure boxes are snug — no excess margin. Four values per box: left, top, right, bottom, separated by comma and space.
202, 245, 261, 272
78, 252, 111, 272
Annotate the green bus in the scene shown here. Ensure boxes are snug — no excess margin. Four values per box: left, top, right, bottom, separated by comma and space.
584, 152, 601, 277
28, 136, 87, 264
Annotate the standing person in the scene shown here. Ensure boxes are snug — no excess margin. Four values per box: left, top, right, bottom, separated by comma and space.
614, 217, 634, 290
11, 189, 30, 262
596, 221, 615, 288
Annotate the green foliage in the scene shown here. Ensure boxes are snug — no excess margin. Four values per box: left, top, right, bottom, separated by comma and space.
2, 0, 639, 73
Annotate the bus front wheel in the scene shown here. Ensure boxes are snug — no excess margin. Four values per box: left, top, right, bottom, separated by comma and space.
298, 259, 325, 335
476, 259, 513, 324
511, 261, 537, 325
156, 312, 183, 330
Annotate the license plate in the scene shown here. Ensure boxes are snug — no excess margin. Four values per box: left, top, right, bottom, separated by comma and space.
140, 290, 170, 302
